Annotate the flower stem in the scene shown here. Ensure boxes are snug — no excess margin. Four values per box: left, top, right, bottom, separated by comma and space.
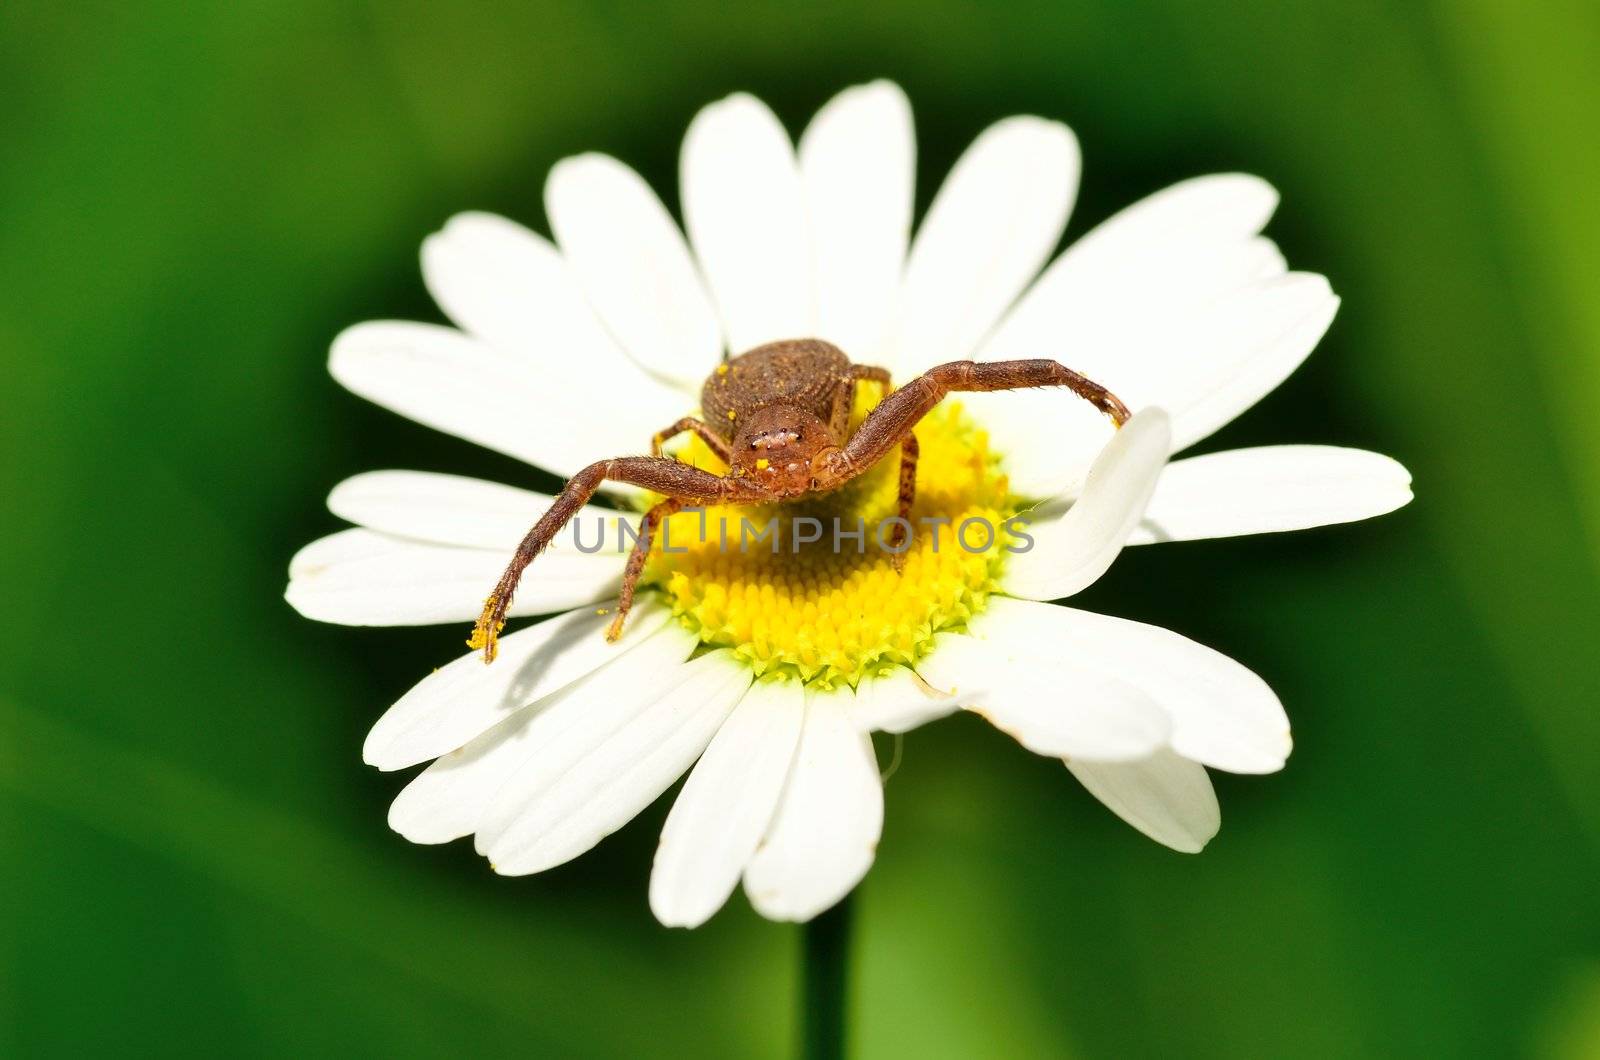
802, 894, 853, 1060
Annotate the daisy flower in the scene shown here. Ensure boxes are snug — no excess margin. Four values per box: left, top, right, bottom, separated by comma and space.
287, 81, 1411, 927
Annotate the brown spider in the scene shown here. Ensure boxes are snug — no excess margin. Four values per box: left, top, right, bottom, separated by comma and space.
469, 338, 1131, 662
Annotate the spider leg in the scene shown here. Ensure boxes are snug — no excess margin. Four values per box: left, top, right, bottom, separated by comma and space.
651, 416, 731, 462
608, 496, 685, 641
850, 363, 893, 387
827, 374, 857, 439
827, 363, 895, 439
890, 431, 918, 569
814, 359, 1130, 493
470, 457, 762, 662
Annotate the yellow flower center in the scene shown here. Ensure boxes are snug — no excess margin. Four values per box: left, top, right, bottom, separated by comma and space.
645, 386, 1018, 689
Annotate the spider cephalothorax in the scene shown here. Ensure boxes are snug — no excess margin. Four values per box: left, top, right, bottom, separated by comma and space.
469, 338, 1130, 661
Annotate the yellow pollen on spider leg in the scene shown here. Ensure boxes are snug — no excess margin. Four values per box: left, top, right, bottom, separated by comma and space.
644, 386, 1019, 689
466, 593, 506, 661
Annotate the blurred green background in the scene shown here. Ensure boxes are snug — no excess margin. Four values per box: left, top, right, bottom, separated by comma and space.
3, 1, 1598, 1056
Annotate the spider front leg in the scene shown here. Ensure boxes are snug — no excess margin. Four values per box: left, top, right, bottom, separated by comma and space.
812, 357, 1130, 523
469, 456, 760, 663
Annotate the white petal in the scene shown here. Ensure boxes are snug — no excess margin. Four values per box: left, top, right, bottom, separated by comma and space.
1067, 749, 1220, 853
419, 212, 684, 406
744, 687, 883, 922
1130, 446, 1413, 544
362, 599, 672, 771
848, 665, 959, 734
386, 621, 697, 844
387, 710, 541, 845
287, 523, 394, 577
546, 154, 722, 388
799, 81, 914, 362
649, 679, 805, 928
681, 93, 814, 353
1048, 173, 1278, 270
329, 320, 679, 484
915, 630, 1170, 762
479, 650, 753, 875
285, 528, 622, 626
327, 470, 629, 551
987, 176, 1282, 368
420, 212, 565, 353
888, 116, 1079, 377
1002, 408, 1170, 601
969, 175, 1290, 497
975, 597, 1290, 773
1166, 274, 1340, 451
972, 272, 1337, 498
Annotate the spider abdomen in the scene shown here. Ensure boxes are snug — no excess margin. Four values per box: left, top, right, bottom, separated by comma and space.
700, 338, 850, 436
